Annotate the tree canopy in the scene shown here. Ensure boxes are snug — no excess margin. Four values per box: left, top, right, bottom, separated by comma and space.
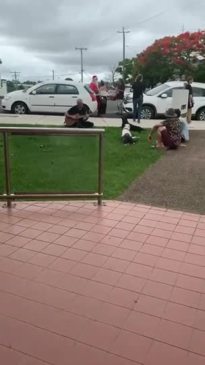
137, 31, 205, 85
116, 31, 205, 86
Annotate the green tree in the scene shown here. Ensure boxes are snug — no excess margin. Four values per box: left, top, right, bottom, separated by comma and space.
137, 31, 205, 85
193, 63, 205, 81
115, 58, 136, 82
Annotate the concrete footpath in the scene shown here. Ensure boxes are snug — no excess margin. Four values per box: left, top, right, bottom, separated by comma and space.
0, 113, 205, 130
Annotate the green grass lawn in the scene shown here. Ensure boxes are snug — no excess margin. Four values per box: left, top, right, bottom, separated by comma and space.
0, 127, 162, 199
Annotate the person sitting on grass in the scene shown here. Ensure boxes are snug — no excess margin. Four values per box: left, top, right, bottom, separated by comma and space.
64, 99, 94, 128
148, 108, 182, 149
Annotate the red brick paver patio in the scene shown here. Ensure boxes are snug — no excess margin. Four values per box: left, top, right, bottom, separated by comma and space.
0, 201, 205, 364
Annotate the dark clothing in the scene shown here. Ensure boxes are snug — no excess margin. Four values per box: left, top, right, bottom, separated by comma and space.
133, 96, 143, 122
162, 118, 181, 148
185, 83, 193, 96
132, 81, 144, 122
185, 83, 193, 108
116, 84, 125, 100
67, 104, 93, 128
68, 104, 89, 119
98, 96, 107, 114
122, 133, 134, 144
132, 81, 144, 99
121, 115, 144, 132
96, 96, 102, 116
73, 120, 94, 128
161, 129, 178, 149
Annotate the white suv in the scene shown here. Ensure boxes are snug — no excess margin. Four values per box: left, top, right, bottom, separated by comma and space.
2, 81, 97, 114
124, 81, 205, 120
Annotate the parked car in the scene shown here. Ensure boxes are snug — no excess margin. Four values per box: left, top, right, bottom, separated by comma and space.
123, 81, 205, 120
2, 81, 97, 114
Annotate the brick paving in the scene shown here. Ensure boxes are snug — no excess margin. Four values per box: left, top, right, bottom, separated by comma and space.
0, 200, 205, 364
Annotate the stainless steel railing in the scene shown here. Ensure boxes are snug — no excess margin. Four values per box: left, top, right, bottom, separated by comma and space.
0, 127, 104, 207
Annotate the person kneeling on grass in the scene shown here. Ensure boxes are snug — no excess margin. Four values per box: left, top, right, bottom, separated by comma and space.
64, 99, 94, 128
148, 108, 182, 149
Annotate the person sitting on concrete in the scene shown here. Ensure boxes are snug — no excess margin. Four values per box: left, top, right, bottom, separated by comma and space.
121, 124, 138, 144
148, 108, 182, 149
64, 99, 94, 128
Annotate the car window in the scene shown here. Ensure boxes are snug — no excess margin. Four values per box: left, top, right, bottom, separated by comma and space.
56, 84, 79, 95
35, 84, 56, 95
84, 84, 94, 94
161, 87, 184, 97
192, 87, 205, 97
146, 83, 169, 96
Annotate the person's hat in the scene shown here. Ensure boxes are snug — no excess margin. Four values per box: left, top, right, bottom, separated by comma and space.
165, 108, 177, 118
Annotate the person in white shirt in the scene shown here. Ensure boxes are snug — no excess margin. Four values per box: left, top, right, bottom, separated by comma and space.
175, 109, 190, 142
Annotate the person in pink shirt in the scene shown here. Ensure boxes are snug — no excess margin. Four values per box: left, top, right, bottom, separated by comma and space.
89, 75, 101, 116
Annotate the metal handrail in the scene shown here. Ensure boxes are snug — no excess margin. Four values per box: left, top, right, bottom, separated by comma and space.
0, 127, 104, 207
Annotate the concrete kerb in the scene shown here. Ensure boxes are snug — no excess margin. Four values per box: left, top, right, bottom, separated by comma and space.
0, 113, 205, 130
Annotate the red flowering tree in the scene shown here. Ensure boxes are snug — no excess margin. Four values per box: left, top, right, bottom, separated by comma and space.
135, 31, 205, 86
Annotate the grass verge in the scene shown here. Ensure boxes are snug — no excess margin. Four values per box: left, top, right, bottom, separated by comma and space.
0, 126, 162, 199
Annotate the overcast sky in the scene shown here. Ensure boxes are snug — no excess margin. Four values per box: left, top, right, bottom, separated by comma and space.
0, 0, 204, 82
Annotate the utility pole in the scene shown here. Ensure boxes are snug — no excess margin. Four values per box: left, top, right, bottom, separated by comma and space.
75, 47, 87, 82
10, 71, 21, 82
52, 69, 55, 80
10, 71, 21, 89
117, 27, 130, 81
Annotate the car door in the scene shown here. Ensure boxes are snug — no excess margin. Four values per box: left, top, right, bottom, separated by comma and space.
54, 84, 79, 113
192, 87, 205, 115
156, 87, 185, 114
29, 84, 56, 113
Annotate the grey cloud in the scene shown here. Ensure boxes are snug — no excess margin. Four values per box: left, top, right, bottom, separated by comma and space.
0, 0, 205, 77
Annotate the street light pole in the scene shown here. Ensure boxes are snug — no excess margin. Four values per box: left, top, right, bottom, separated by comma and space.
75, 47, 87, 82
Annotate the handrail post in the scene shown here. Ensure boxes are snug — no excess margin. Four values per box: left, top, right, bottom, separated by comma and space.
98, 132, 104, 205
3, 132, 12, 208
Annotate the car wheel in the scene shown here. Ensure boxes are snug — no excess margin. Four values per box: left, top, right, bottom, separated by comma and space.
196, 107, 205, 121
141, 105, 155, 119
11, 102, 28, 114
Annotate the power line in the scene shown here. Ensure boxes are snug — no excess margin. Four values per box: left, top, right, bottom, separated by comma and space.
117, 27, 130, 81
75, 47, 88, 82
134, 11, 165, 27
